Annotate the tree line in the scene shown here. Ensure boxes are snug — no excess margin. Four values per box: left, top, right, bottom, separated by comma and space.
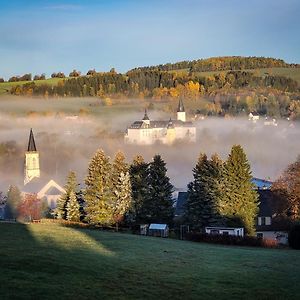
1, 145, 299, 237
129, 56, 299, 73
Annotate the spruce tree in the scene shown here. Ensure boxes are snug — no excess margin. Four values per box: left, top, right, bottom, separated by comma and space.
84, 149, 113, 225
66, 191, 81, 222
129, 155, 149, 224
144, 154, 174, 224
111, 151, 132, 230
185, 153, 224, 231
56, 171, 78, 220
220, 145, 259, 235
6, 185, 22, 219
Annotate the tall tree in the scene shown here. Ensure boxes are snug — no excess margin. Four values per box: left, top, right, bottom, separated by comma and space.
271, 157, 300, 220
129, 155, 149, 224
66, 191, 81, 222
111, 151, 132, 230
144, 155, 174, 224
220, 145, 259, 235
56, 171, 78, 220
6, 185, 22, 219
185, 153, 224, 231
84, 149, 113, 225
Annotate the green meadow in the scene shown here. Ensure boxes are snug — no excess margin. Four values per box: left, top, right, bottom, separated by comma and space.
0, 222, 299, 300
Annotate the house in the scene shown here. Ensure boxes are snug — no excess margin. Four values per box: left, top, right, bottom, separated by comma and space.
125, 99, 196, 145
248, 112, 260, 122
251, 177, 273, 190
256, 189, 289, 244
205, 227, 244, 237
22, 129, 65, 209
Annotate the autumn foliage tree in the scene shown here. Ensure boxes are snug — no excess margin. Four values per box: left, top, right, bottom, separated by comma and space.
18, 194, 42, 221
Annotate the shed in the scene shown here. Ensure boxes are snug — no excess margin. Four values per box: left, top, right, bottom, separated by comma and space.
148, 224, 169, 238
205, 227, 244, 237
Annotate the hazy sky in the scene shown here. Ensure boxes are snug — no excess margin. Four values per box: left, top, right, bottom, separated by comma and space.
0, 0, 299, 78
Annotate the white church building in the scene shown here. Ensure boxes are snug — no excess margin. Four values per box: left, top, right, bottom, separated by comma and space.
22, 129, 65, 209
125, 99, 196, 145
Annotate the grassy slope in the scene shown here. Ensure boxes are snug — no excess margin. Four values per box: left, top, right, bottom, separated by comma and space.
0, 223, 299, 300
0, 78, 64, 95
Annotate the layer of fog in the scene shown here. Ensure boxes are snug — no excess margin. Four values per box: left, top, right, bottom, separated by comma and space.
0, 99, 299, 191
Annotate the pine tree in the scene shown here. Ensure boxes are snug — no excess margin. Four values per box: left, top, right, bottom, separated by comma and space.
111, 151, 132, 230
6, 185, 22, 219
220, 145, 259, 235
84, 149, 113, 225
144, 154, 174, 224
185, 153, 224, 231
129, 155, 149, 224
66, 190, 81, 222
56, 171, 78, 220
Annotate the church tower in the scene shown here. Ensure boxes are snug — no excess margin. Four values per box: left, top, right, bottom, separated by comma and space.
177, 98, 186, 122
142, 109, 150, 126
24, 129, 40, 185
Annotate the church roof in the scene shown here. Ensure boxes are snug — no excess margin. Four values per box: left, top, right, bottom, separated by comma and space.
27, 128, 37, 151
177, 99, 185, 112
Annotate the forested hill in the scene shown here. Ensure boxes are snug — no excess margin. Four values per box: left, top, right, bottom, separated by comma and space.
128, 56, 300, 73
4, 56, 300, 119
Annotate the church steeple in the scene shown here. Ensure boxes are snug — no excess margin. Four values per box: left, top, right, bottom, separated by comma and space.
24, 129, 40, 185
177, 98, 186, 122
27, 128, 37, 151
142, 109, 150, 126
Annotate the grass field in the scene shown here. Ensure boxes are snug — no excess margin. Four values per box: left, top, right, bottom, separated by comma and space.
0, 78, 64, 95
0, 223, 299, 300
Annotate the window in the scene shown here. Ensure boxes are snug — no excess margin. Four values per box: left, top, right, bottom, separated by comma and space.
261, 217, 266, 225
210, 229, 219, 235
258, 217, 262, 225
257, 233, 263, 239
265, 217, 271, 225
222, 231, 229, 236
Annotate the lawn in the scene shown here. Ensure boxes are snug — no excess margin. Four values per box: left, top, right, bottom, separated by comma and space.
0, 223, 299, 300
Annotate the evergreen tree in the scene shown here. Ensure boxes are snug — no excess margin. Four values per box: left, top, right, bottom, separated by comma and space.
66, 190, 81, 222
220, 145, 259, 235
144, 155, 174, 224
84, 149, 113, 225
56, 171, 78, 220
185, 154, 224, 231
129, 155, 149, 224
111, 151, 132, 230
6, 185, 22, 219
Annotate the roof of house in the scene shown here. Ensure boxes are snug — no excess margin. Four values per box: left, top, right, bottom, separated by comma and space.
252, 177, 273, 189
175, 191, 188, 216
149, 224, 168, 230
27, 128, 37, 152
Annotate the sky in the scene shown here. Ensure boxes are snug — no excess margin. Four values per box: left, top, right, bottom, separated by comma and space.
0, 0, 299, 79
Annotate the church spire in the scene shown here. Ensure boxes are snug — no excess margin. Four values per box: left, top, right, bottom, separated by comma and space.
27, 128, 37, 152
142, 109, 150, 121
177, 98, 185, 113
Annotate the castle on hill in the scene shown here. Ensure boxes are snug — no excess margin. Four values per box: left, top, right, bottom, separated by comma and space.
125, 99, 196, 145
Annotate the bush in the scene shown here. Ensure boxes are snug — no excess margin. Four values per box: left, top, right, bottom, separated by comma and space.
288, 223, 300, 249
185, 232, 278, 248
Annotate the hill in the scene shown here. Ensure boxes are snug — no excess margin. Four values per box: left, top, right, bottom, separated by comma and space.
0, 222, 300, 299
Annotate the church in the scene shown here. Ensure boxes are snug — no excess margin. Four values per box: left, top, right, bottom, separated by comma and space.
125, 99, 196, 145
22, 129, 65, 209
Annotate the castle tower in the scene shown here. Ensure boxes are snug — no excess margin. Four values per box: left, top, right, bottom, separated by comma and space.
142, 109, 150, 126
24, 129, 40, 185
166, 118, 176, 144
177, 98, 186, 122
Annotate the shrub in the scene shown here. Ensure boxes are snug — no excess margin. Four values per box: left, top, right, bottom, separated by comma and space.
288, 223, 300, 249
185, 232, 278, 248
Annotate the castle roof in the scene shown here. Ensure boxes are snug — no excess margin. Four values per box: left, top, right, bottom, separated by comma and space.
142, 109, 150, 121
177, 98, 185, 112
27, 128, 37, 152
129, 120, 194, 129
